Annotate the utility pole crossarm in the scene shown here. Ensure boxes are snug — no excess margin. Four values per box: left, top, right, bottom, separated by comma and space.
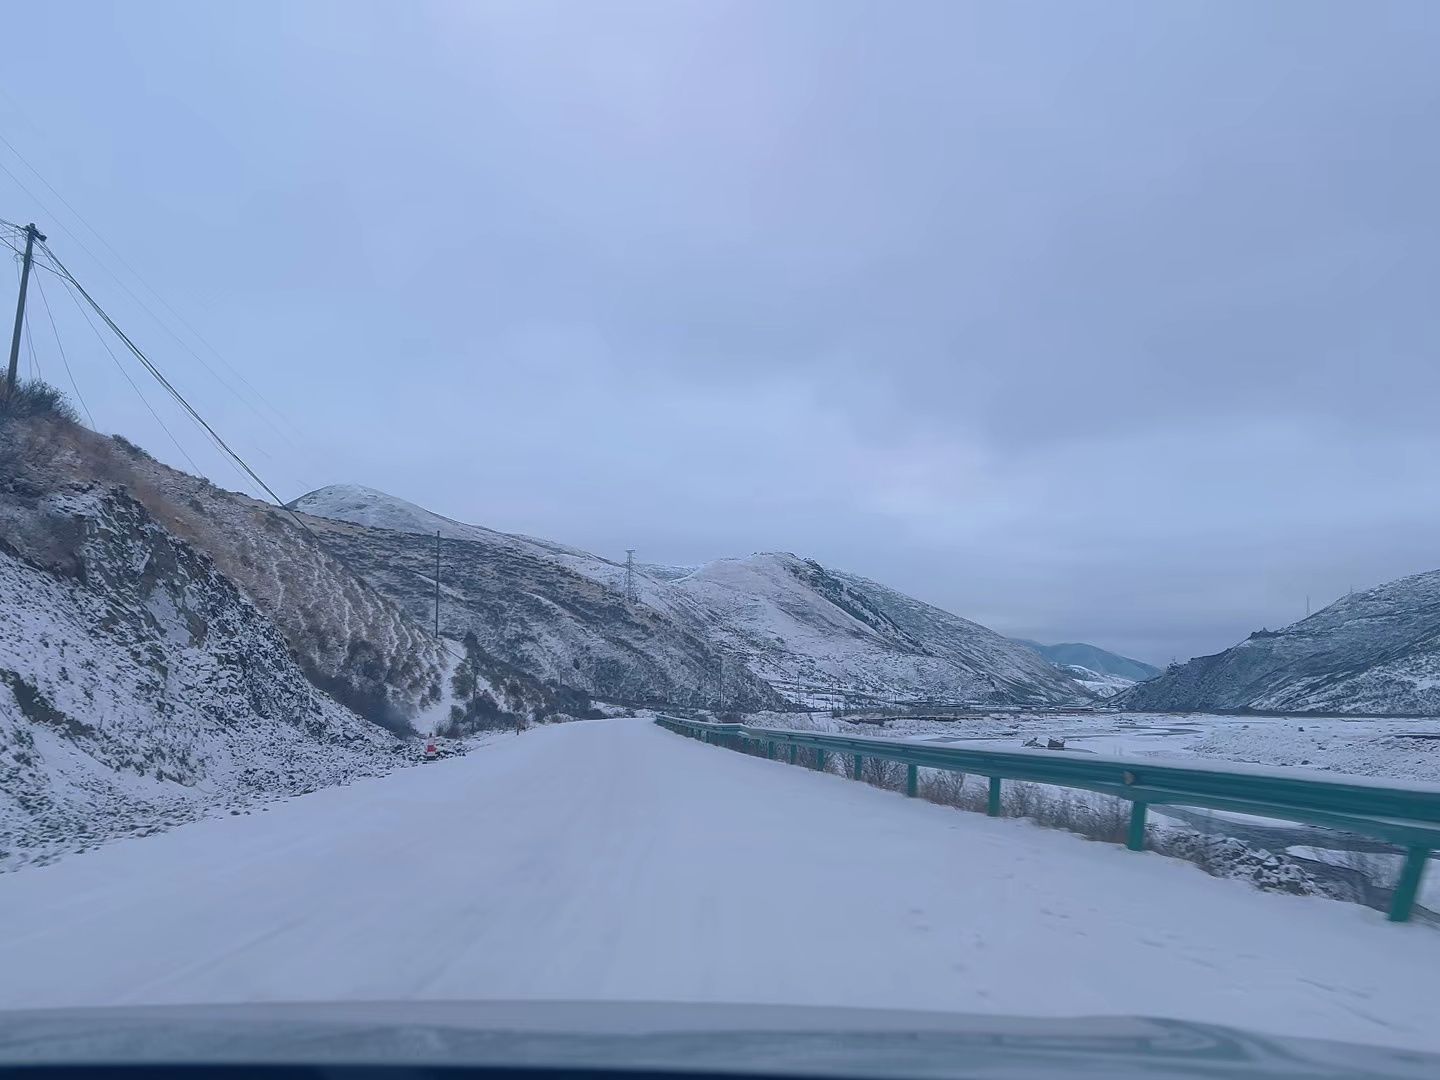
5, 222, 46, 400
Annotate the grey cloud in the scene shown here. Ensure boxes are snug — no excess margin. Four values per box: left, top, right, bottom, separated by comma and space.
5, 0, 1439, 665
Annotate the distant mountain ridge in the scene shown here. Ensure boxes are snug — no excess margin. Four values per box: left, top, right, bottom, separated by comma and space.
289, 485, 1092, 709
1117, 570, 1440, 715
673, 553, 1088, 706
1016, 640, 1160, 683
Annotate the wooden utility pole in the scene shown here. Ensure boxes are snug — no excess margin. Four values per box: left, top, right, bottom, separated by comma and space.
5, 223, 44, 400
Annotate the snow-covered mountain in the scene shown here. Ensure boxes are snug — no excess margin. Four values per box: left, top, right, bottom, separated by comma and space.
1060, 665, 1139, 698
1118, 571, 1440, 715
673, 553, 1088, 705
1016, 640, 1159, 684
291, 486, 1090, 708
288, 487, 784, 710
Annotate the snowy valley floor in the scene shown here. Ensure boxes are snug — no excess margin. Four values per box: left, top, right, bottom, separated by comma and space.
745, 709, 1440, 782
3, 716, 1439, 1053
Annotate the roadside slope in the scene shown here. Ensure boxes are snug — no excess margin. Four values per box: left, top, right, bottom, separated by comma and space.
3, 417, 449, 727
0, 484, 403, 870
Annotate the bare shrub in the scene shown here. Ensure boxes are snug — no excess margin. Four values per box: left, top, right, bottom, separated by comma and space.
111, 434, 154, 460
918, 768, 986, 811
0, 380, 78, 426
1080, 796, 1133, 844
862, 757, 906, 791
739, 736, 774, 760
1043, 793, 1132, 844
1003, 780, 1045, 819
1001, 784, 1135, 844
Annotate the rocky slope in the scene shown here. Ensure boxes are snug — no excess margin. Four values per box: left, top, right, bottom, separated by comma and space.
1117, 571, 1440, 715
3, 420, 450, 729
292, 486, 1091, 708
287, 487, 781, 710
0, 409, 583, 867
0, 481, 406, 869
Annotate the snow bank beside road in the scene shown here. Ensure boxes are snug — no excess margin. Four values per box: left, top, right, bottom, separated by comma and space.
2, 717, 1438, 1053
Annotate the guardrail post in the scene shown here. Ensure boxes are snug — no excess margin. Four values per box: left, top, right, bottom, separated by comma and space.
789, 744, 797, 765
987, 776, 1002, 816
1127, 802, 1148, 851
767, 741, 775, 760
906, 764, 918, 798
1389, 846, 1430, 923
815, 749, 827, 772
853, 754, 863, 780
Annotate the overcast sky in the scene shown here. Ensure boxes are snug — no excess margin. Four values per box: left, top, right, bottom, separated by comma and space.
3, 1, 1438, 665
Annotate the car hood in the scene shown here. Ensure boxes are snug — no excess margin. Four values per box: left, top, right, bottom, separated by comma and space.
0, 1000, 1432, 1079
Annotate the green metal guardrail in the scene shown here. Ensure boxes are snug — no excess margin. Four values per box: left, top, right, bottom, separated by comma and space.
655, 714, 1440, 923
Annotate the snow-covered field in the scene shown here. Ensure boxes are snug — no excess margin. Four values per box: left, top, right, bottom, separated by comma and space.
744, 710, 1440, 783
2, 716, 1438, 1053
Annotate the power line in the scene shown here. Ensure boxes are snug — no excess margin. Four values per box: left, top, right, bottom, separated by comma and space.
50, 253, 257, 494
40, 243, 270, 502
0, 128, 302, 439
58, 272, 202, 475
0, 147, 304, 460
0, 112, 280, 410
31, 266, 95, 428
6, 206, 469, 680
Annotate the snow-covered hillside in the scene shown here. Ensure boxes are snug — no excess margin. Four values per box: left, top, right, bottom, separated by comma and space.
1061, 665, 1137, 697
289, 490, 780, 709
292, 485, 655, 602
1, 429, 453, 728
1119, 570, 1440, 714
674, 554, 1088, 705
292, 486, 1090, 708
1016, 640, 1159, 683
0, 483, 404, 870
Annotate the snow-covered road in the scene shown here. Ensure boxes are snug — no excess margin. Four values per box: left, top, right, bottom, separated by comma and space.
3, 716, 1439, 1051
